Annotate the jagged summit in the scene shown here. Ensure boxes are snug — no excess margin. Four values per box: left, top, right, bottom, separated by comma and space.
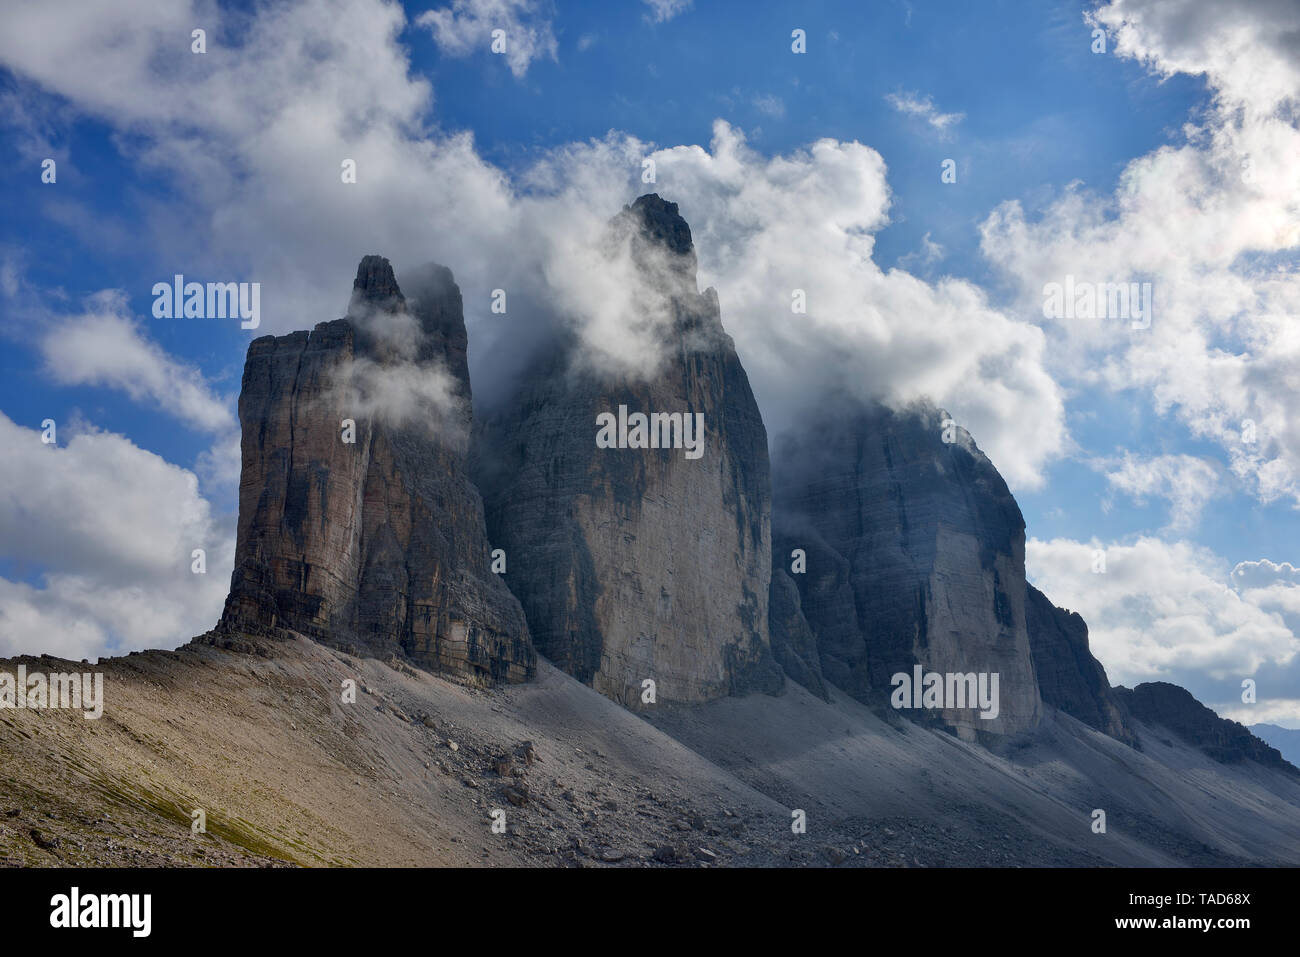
399, 261, 472, 389
220, 255, 534, 684
623, 193, 695, 257
476, 196, 778, 707
606, 193, 702, 299
1026, 584, 1136, 745
348, 253, 404, 316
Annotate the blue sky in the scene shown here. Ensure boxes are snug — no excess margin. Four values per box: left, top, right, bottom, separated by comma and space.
1, 0, 1297, 726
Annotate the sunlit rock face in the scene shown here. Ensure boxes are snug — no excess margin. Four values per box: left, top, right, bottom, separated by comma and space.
221, 255, 534, 684
475, 195, 780, 707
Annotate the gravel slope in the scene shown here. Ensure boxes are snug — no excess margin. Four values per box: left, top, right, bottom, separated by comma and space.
2, 632, 1298, 867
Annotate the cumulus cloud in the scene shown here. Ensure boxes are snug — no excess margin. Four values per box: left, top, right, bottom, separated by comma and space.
0, 0, 1068, 493
885, 90, 964, 134
39, 291, 235, 434
1087, 0, 1300, 117
982, 0, 1300, 506
1028, 536, 1300, 718
1220, 558, 1300, 723
31, 287, 242, 502
416, 0, 558, 78
643, 121, 1064, 485
0, 413, 231, 660
1092, 452, 1223, 530
1231, 559, 1300, 630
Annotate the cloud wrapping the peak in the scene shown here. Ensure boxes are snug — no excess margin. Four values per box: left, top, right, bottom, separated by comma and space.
0, 0, 1069, 488
0, 0, 1081, 664
644, 121, 1064, 486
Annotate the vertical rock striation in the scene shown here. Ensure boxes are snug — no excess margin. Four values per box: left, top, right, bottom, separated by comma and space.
768, 567, 829, 699
771, 400, 1043, 739
475, 195, 780, 707
1025, 584, 1136, 745
212, 205, 1137, 743
220, 256, 534, 684
771, 399, 1146, 745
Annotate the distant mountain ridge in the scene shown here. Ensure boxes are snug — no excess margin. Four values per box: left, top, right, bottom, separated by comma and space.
1115, 683, 1299, 775
1251, 723, 1300, 768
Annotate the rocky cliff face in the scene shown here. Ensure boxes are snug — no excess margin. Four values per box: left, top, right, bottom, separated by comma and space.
771, 400, 1043, 739
768, 568, 828, 700
1025, 585, 1137, 745
220, 256, 534, 684
1116, 682, 1299, 774
475, 195, 780, 707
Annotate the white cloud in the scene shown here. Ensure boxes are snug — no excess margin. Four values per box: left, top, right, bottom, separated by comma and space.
1093, 452, 1222, 529
0, 413, 231, 661
195, 429, 242, 495
643, 121, 1065, 486
1028, 537, 1299, 696
896, 231, 945, 273
1231, 559, 1300, 631
1222, 698, 1300, 726
0, 2, 1071, 489
39, 290, 235, 434
981, 0, 1300, 507
1088, 0, 1300, 118
1233, 557, 1300, 588
643, 0, 692, 24
885, 90, 964, 134
0, 0, 1292, 710
416, 0, 558, 78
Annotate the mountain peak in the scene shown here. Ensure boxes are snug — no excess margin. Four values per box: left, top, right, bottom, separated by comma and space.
349, 254, 404, 316
625, 193, 694, 257
220, 254, 533, 684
